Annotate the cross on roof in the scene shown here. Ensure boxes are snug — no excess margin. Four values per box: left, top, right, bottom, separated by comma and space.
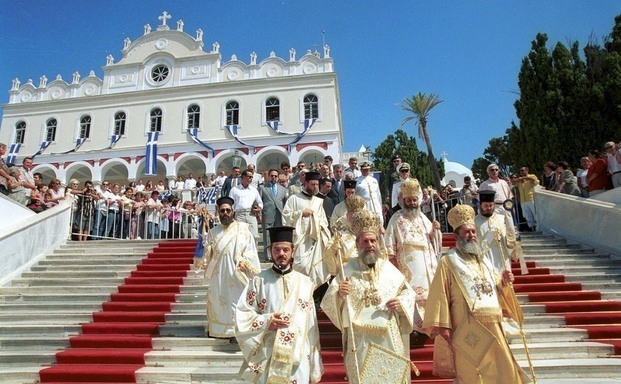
440, 151, 448, 160
159, 11, 171, 27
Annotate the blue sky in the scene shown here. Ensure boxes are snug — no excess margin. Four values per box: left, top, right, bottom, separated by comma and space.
0, 1, 619, 168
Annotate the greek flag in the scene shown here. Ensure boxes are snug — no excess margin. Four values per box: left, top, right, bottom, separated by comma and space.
6, 143, 21, 164
145, 131, 158, 175
31, 141, 52, 160
187, 128, 215, 157
288, 118, 316, 152
109, 134, 122, 149
197, 186, 219, 205
225, 125, 255, 153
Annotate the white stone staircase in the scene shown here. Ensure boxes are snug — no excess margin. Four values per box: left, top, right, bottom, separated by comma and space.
1, 235, 621, 383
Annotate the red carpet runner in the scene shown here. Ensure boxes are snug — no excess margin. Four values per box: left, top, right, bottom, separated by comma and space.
39, 240, 197, 383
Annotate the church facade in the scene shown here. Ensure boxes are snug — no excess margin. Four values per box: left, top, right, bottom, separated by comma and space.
0, 12, 343, 185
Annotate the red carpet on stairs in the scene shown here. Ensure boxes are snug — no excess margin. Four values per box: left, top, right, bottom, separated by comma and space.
38, 240, 197, 383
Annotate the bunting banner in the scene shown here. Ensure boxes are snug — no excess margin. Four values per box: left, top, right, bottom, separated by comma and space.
109, 134, 122, 149
145, 131, 159, 175
56, 138, 87, 155
31, 141, 52, 160
187, 128, 215, 157
266, 119, 291, 136
6, 143, 21, 164
288, 118, 316, 153
225, 125, 255, 153
197, 185, 219, 205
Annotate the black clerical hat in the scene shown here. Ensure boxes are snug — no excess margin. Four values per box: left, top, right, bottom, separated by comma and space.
268, 226, 295, 244
216, 196, 234, 207
478, 190, 496, 203
343, 180, 357, 189
305, 171, 321, 181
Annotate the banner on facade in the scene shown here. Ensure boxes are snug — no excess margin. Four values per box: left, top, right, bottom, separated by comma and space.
6, 143, 21, 164
31, 141, 52, 160
145, 131, 159, 175
225, 125, 255, 153
288, 118, 316, 152
187, 128, 215, 157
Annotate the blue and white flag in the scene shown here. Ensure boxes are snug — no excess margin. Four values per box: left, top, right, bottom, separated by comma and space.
145, 131, 159, 175
197, 185, 219, 205
31, 141, 52, 160
266, 119, 291, 136
187, 128, 215, 157
6, 143, 21, 164
109, 134, 122, 149
225, 125, 255, 153
288, 118, 316, 152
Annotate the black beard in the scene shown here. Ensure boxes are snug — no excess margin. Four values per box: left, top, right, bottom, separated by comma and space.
219, 215, 234, 226
456, 237, 483, 259
481, 210, 493, 218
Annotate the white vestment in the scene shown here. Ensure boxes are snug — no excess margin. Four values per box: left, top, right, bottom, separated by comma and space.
203, 221, 260, 338
282, 192, 331, 288
321, 257, 416, 384
475, 212, 517, 273
236, 267, 324, 384
385, 209, 438, 332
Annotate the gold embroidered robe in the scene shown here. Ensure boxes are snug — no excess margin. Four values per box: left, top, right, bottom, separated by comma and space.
321, 257, 416, 384
423, 249, 531, 384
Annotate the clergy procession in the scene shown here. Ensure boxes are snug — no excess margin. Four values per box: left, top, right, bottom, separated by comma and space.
193, 158, 534, 384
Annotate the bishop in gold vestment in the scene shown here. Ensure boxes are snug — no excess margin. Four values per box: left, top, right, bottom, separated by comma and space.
423, 204, 531, 384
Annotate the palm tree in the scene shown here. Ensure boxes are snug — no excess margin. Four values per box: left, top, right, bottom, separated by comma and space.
399, 92, 443, 191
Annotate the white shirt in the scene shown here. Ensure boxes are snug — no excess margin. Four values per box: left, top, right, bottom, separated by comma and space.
608, 152, 621, 173
215, 175, 227, 187
19, 167, 35, 197
479, 178, 512, 203
184, 178, 197, 189
230, 184, 263, 211
175, 181, 185, 190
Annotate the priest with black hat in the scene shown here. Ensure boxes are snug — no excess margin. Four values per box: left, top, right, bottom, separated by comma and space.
282, 171, 331, 288
235, 226, 324, 384
201, 196, 261, 340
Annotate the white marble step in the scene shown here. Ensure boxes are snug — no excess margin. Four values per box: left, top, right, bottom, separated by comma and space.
9, 276, 205, 287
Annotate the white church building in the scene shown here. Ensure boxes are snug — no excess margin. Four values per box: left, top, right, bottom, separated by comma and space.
0, 12, 343, 186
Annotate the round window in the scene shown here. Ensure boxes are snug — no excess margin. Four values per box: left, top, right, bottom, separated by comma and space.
151, 64, 170, 83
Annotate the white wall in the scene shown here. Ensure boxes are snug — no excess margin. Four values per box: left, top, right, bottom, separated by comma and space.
0, 200, 71, 286
535, 188, 621, 256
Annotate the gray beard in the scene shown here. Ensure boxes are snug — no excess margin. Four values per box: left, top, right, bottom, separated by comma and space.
456, 237, 483, 259
358, 247, 381, 267
402, 206, 420, 218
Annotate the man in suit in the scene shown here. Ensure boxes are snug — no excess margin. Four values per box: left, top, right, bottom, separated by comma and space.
317, 177, 336, 220
330, 164, 344, 203
221, 166, 241, 197
258, 168, 288, 260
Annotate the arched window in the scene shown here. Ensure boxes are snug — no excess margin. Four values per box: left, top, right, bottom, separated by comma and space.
187, 105, 200, 129
303, 94, 319, 119
79, 115, 91, 139
114, 112, 126, 136
150, 108, 163, 132
226, 101, 239, 125
46, 119, 57, 142
14, 121, 26, 144
266, 97, 280, 121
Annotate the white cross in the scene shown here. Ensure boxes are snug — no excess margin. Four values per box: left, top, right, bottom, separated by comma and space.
440, 151, 448, 160
158, 11, 171, 27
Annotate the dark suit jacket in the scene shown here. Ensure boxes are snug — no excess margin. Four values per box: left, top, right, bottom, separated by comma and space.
329, 177, 344, 203
258, 183, 287, 227
221, 176, 240, 197
317, 193, 336, 219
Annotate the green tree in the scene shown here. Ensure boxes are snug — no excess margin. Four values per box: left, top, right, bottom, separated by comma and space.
399, 93, 443, 191
371, 129, 443, 203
